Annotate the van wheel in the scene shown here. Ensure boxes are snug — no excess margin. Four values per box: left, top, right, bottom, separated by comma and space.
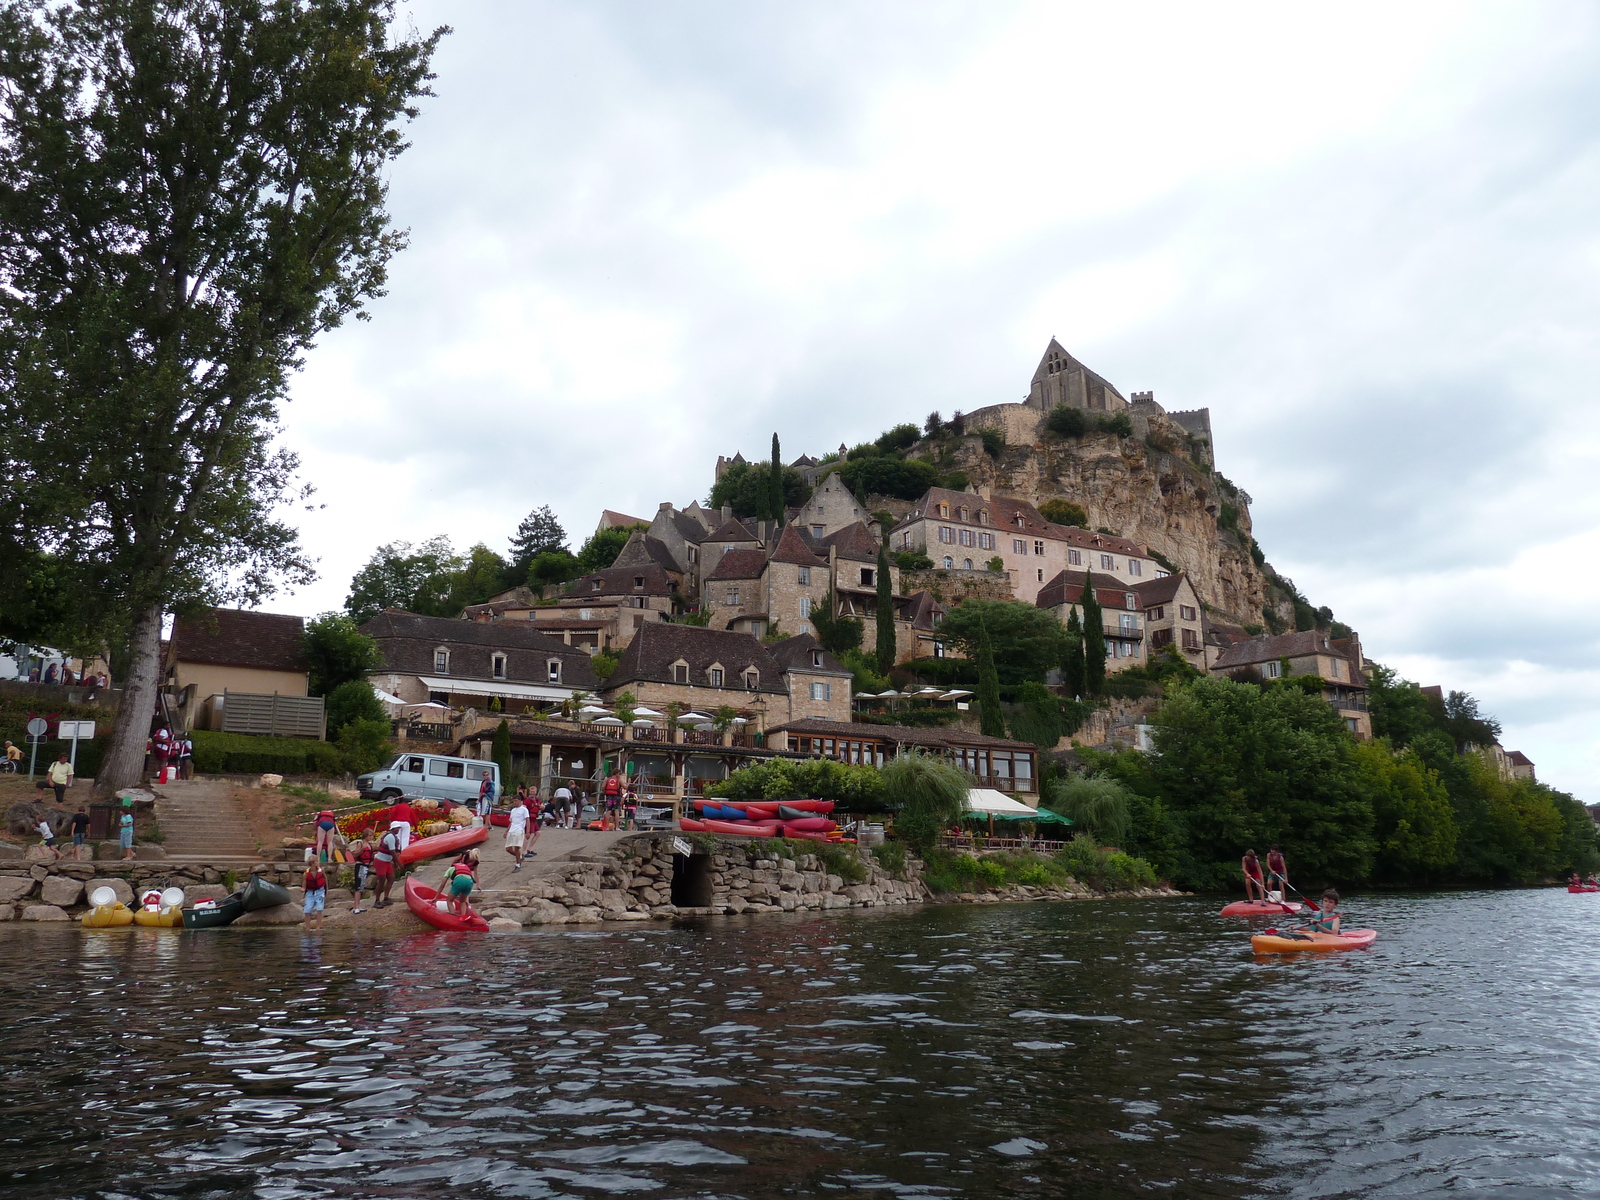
380, 789, 402, 803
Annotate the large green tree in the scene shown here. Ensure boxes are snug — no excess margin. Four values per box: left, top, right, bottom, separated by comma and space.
768, 433, 784, 525
838, 455, 940, 502
1061, 608, 1086, 697
345, 536, 462, 624
934, 598, 1063, 686
573, 524, 645, 574
508, 504, 567, 576
1081, 571, 1106, 695
303, 612, 382, 696
707, 461, 809, 520
0, 1, 445, 791
974, 620, 1005, 738
874, 544, 896, 673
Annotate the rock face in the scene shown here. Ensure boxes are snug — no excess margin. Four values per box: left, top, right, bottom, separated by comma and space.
235, 905, 303, 926
0, 876, 35, 903
21, 904, 69, 921
39, 876, 84, 907
916, 403, 1283, 627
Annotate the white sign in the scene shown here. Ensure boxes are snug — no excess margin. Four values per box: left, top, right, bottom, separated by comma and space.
671, 836, 693, 857
25, 717, 47, 737
58, 720, 96, 740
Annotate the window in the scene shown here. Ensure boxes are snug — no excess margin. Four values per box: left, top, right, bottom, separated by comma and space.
1179, 605, 1197, 621
491, 654, 507, 680
942, 556, 953, 569
1149, 606, 1165, 620
933, 641, 946, 658
1030, 540, 1042, 556
405, 756, 425, 773
1181, 628, 1200, 650
1101, 554, 1115, 569
798, 566, 811, 585
938, 526, 955, 543
978, 532, 994, 550
1329, 658, 1342, 679
861, 568, 874, 586
673, 663, 688, 684
1156, 569, 1170, 579
1013, 538, 1027, 554
959, 528, 975, 547
433, 648, 450, 672
811, 524, 824, 537
633, 575, 644, 589
710, 668, 724, 688
1262, 661, 1282, 679
1125, 593, 1137, 610
1120, 613, 1138, 630
959, 506, 969, 522
963, 558, 973, 570
547, 660, 562, 683
727, 587, 740, 605
427, 690, 449, 706
799, 596, 812, 618
1068, 549, 1082, 566
1128, 560, 1142, 577
429, 759, 465, 779
745, 670, 759, 690
1346, 717, 1359, 734
978, 510, 988, 525
592, 579, 603, 591
1037, 568, 1044, 582
579, 608, 591, 619
816, 504, 825, 514
938, 503, 949, 517
810, 681, 831, 701
811, 650, 823, 667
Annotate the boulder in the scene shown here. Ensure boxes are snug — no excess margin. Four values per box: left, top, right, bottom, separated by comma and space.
6, 800, 44, 836
516, 899, 572, 926
0, 905, 11, 920
115, 789, 155, 806
134, 844, 167, 860
87, 877, 136, 906
0, 876, 36, 903
487, 917, 522, 933
55, 861, 96, 880
183, 884, 229, 906
235, 905, 303, 926
566, 905, 603, 924
260, 773, 284, 787
0, 842, 22, 860
39, 876, 84, 907
21, 904, 70, 921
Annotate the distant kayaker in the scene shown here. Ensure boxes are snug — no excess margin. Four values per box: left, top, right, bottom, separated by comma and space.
1266, 845, 1288, 900
302, 862, 327, 932
1304, 889, 1341, 935
1241, 849, 1265, 902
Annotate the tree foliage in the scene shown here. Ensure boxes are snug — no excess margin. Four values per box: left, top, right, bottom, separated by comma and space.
573, 525, 644, 574
880, 751, 970, 851
1047, 772, 1132, 849
303, 612, 381, 696
508, 505, 567, 573
326, 678, 385, 739
1080, 573, 1106, 696
0, 0, 446, 790
837, 454, 941, 502
875, 545, 896, 672
710, 756, 884, 809
934, 599, 1063, 686
768, 433, 785, 525
974, 621, 1005, 738
707, 461, 810, 519
345, 536, 462, 624
810, 585, 863, 657
1061, 608, 1086, 697
1038, 498, 1089, 528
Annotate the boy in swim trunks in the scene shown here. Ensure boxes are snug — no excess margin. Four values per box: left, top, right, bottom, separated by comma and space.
1241, 849, 1265, 902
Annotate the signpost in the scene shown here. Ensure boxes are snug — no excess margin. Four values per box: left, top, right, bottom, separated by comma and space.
58, 720, 95, 771
24, 717, 47, 781
671, 836, 692, 858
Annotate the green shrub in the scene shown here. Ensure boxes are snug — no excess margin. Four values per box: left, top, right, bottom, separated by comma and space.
1046, 405, 1089, 438
943, 470, 969, 491
979, 428, 1004, 458
326, 679, 385, 739
1096, 413, 1134, 438
1038, 498, 1088, 528
337, 718, 394, 775
871, 841, 907, 877
191, 731, 347, 777
1053, 833, 1158, 892
894, 550, 934, 571
815, 842, 868, 883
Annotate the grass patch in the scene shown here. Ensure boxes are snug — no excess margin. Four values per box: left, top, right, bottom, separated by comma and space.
871, 842, 907, 878
748, 837, 869, 883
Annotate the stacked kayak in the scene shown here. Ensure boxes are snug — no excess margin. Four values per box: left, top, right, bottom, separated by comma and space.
680, 800, 851, 842
404, 876, 489, 932
1251, 929, 1377, 953
1221, 899, 1303, 917
399, 824, 488, 866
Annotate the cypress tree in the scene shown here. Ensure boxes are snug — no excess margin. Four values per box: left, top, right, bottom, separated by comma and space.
875, 544, 896, 673
1062, 608, 1086, 697
1081, 570, 1106, 696
976, 620, 1006, 738
492, 718, 512, 787
769, 433, 785, 526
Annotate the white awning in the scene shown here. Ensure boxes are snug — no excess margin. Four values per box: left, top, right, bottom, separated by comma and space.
373, 688, 406, 706
966, 788, 1037, 815
416, 675, 572, 701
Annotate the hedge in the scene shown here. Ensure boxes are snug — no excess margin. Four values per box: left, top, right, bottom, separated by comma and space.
191, 730, 343, 776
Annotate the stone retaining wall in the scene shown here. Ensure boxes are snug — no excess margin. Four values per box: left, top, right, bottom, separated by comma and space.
0, 852, 313, 921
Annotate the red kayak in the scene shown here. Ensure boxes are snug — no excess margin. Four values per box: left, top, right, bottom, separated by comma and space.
403, 876, 489, 932
399, 825, 488, 867
1221, 899, 1303, 916
701, 819, 780, 838
679, 817, 708, 831
1568, 885, 1600, 893
783, 816, 836, 833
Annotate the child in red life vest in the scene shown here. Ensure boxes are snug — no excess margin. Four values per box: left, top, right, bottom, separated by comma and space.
302, 862, 328, 932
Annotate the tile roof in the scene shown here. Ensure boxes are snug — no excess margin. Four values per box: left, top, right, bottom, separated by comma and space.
1051, 526, 1144, 557
770, 717, 1037, 753
823, 521, 882, 563
769, 523, 827, 567
1131, 573, 1192, 608
170, 608, 308, 673
706, 548, 769, 581
605, 622, 788, 695
1507, 750, 1535, 767
1035, 570, 1142, 611
706, 517, 759, 543
564, 564, 674, 598
599, 509, 648, 529
893, 488, 1067, 543
1211, 631, 1351, 671
360, 609, 597, 688
613, 531, 684, 574
668, 509, 709, 544
898, 590, 945, 630
765, 632, 851, 677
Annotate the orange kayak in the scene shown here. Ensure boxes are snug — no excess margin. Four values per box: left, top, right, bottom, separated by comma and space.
1251, 928, 1377, 953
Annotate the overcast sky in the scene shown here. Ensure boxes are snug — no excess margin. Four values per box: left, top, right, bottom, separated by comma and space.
277, 1, 1600, 798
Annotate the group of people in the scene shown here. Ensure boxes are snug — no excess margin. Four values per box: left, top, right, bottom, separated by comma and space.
22, 663, 108, 689
301, 819, 405, 928
1240, 845, 1291, 901
146, 727, 193, 780
31, 796, 137, 861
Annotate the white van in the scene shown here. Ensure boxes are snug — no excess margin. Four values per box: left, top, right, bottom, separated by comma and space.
357, 753, 499, 806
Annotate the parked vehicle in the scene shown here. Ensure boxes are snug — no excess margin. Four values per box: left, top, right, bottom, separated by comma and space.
357, 753, 499, 806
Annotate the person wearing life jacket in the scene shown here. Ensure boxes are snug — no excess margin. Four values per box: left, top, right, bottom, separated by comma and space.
1304, 888, 1341, 935
440, 849, 479, 916
313, 809, 338, 862
1265, 845, 1288, 901
1240, 849, 1266, 902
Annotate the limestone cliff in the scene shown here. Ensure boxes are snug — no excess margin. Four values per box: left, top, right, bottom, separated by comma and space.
898, 404, 1289, 629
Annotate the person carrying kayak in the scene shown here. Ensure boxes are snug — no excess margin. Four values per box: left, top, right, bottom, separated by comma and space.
440, 849, 480, 917
1265, 845, 1288, 900
1241, 849, 1266, 902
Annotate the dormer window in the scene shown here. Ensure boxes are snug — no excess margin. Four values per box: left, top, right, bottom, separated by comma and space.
959, 506, 969, 522
938, 503, 949, 518
633, 576, 644, 590
1125, 593, 1137, 610
547, 659, 562, 683
709, 666, 724, 688
810, 650, 823, 668
744, 669, 759, 690
978, 510, 988, 525
673, 662, 689, 684
491, 653, 507, 679
591, 579, 603, 592
433, 647, 450, 673
1014, 513, 1025, 526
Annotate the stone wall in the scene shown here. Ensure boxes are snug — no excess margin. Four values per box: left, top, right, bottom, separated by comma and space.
0, 849, 311, 921
898, 567, 1015, 606
479, 833, 926, 927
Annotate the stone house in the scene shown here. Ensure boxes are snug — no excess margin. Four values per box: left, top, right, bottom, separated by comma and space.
889, 486, 1156, 605
700, 514, 763, 583
1134, 573, 1208, 666
798, 470, 880, 541
599, 623, 852, 731
362, 609, 597, 714
165, 608, 315, 735
596, 508, 648, 534
766, 718, 1041, 801
1035, 570, 1147, 674
703, 547, 773, 638
1507, 750, 1536, 781
1210, 630, 1371, 739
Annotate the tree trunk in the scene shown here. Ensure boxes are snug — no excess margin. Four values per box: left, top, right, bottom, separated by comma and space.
97, 602, 163, 795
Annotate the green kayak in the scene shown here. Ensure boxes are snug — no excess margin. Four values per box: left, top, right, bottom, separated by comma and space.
182, 891, 246, 929
242, 875, 292, 911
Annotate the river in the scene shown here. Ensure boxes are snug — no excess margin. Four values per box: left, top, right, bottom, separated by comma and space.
3, 889, 1595, 1198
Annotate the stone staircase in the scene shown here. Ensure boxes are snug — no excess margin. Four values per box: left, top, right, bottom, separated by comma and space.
152, 781, 260, 861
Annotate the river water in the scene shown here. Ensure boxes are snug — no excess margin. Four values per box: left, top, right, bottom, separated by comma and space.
3, 889, 1596, 1198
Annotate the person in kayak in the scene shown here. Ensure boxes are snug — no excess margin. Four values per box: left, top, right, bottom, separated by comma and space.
1303, 889, 1341, 935
1265, 845, 1288, 900
1241, 849, 1266, 902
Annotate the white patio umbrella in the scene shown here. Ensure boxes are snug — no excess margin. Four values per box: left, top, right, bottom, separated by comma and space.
578, 704, 611, 714
942, 689, 973, 698
875, 689, 902, 698
631, 718, 656, 727
915, 686, 943, 696
693, 722, 716, 732
854, 692, 878, 699
730, 717, 748, 725
592, 716, 625, 726
678, 711, 711, 722
633, 707, 665, 718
